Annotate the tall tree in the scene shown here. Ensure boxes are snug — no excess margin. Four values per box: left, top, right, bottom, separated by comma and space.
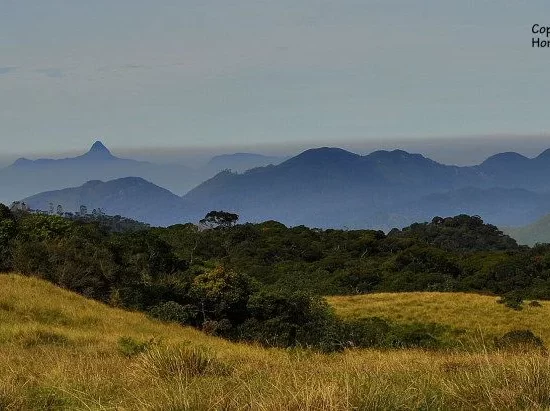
200, 211, 239, 229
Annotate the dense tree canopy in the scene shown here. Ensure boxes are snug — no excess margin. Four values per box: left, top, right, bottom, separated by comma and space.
2, 208, 548, 350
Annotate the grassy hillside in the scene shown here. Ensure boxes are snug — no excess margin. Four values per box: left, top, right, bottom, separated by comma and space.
2, 273, 550, 410
328, 292, 550, 344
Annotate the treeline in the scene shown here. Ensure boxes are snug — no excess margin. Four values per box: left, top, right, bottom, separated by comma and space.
69, 213, 150, 233
1, 205, 548, 350
153, 214, 540, 298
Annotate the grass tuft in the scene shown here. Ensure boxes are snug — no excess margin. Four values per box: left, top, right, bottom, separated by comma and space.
135, 345, 234, 380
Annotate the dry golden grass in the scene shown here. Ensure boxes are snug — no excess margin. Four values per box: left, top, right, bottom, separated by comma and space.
328, 292, 550, 345
2, 274, 550, 410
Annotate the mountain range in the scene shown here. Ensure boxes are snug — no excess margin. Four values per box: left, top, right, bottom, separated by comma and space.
181, 147, 550, 228
17, 143, 550, 230
0, 142, 282, 206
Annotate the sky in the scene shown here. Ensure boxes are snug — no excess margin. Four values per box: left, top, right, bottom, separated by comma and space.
1, 0, 550, 165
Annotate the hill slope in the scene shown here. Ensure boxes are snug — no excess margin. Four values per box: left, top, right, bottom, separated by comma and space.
23, 177, 188, 226
504, 213, 550, 246
1, 274, 550, 409
206, 152, 284, 173
328, 292, 550, 343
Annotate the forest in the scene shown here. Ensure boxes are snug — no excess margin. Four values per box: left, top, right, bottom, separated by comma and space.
1, 204, 548, 351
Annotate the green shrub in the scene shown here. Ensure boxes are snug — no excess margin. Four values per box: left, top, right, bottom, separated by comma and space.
337, 317, 392, 348
497, 292, 524, 311
190, 266, 255, 325
334, 318, 452, 350
495, 330, 546, 352
241, 291, 338, 349
387, 323, 441, 348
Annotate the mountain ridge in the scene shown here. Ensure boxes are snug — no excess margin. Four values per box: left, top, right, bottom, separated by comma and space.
0, 141, 200, 205
13, 143, 550, 229
180, 145, 550, 229
0, 142, 290, 205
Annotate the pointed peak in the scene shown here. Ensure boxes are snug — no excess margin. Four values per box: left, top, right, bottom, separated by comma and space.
89, 141, 110, 154
83, 141, 114, 159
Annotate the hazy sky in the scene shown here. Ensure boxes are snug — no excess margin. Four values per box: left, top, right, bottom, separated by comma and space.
1, 0, 550, 162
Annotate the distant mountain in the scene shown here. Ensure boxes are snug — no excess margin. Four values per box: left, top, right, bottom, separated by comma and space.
475, 149, 550, 190
23, 177, 187, 227
383, 187, 550, 229
503, 214, 550, 246
181, 146, 550, 229
206, 153, 284, 173
17, 145, 550, 230
0, 141, 201, 204
182, 147, 488, 228
0, 142, 293, 205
